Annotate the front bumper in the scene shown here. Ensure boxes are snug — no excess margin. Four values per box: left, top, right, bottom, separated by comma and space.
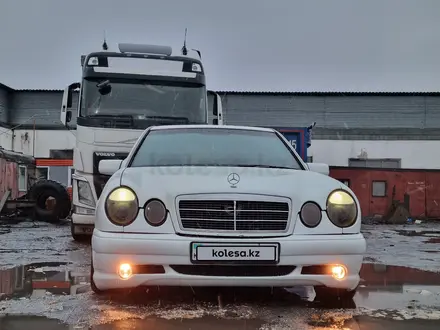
92, 230, 366, 291
72, 213, 95, 225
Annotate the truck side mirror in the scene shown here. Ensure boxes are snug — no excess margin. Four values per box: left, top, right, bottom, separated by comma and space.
60, 86, 70, 126
207, 90, 223, 125
60, 82, 80, 126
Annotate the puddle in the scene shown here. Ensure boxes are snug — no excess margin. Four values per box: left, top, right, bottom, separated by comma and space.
426, 238, 440, 244
395, 230, 440, 237
2, 262, 440, 313
355, 263, 440, 310
0, 262, 89, 301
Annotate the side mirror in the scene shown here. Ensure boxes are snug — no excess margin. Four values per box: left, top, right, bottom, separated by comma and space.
60, 82, 80, 126
207, 90, 223, 125
307, 163, 329, 176
97, 80, 112, 95
60, 86, 70, 126
99, 159, 122, 176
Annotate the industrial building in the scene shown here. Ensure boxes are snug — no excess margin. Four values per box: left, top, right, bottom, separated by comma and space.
1, 82, 440, 219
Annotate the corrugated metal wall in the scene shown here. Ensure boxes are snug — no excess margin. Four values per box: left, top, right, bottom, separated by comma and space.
3, 90, 440, 140
0, 87, 9, 123
220, 94, 438, 129
9, 91, 78, 127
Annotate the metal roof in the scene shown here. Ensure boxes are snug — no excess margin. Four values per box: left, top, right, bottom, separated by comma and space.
215, 90, 440, 96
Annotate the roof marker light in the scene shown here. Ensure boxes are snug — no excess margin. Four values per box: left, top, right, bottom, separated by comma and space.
192, 63, 202, 72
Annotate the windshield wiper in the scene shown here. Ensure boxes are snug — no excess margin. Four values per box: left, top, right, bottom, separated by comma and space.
233, 165, 296, 169
86, 114, 134, 118
142, 115, 190, 123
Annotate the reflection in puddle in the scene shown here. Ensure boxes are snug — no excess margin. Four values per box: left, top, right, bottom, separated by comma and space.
0, 262, 89, 301
355, 263, 440, 309
395, 229, 440, 237
1, 262, 440, 312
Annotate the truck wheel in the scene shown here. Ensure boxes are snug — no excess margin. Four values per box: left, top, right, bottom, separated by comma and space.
29, 180, 72, 223
314, 286, 357, 303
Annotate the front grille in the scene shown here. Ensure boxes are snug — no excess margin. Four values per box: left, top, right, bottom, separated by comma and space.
178, 199, 290, 233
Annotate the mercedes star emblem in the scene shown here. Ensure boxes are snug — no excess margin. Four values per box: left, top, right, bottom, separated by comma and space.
227, 173, 240, 186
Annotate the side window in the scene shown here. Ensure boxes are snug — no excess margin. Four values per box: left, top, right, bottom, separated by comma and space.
36, 167, 49, 180
18, 165, 27, 192
372, 181, 387, 197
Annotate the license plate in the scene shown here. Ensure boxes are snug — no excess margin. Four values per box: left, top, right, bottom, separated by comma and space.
190, 242, 280, 264
73, 225, 94, 235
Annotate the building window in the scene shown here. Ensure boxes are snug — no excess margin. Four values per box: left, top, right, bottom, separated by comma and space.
36, 167, 49, 180
307, 156, 313, 163
348, 158, 401, 169
372, 181, 387, 197
18, 165, 27, 191
339, 179, 350, 187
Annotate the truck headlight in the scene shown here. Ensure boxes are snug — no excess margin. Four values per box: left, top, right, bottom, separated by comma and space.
105, 187, 139, 226
77, 180, 95, 207
326, 190, 357, 228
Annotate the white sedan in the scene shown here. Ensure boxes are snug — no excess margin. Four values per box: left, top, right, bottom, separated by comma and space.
91, 125, 366, 302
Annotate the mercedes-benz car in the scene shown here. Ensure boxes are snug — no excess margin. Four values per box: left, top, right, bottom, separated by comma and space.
91, 125, 366, 302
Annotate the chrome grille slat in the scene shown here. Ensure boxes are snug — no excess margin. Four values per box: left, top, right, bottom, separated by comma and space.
178, 199, 290, 233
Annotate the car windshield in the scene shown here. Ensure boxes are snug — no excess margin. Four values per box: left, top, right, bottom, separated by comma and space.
130, 128, 303, 169
80, 79, 207, 124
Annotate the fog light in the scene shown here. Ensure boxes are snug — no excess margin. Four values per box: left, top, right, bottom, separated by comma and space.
331, 265, 347, 280
118, 263, 133, 280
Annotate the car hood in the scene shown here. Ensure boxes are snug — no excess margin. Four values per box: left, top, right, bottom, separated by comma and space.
120, 166, 344, 209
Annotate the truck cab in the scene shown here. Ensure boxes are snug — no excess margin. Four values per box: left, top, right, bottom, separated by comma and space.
61, 43, 223, 241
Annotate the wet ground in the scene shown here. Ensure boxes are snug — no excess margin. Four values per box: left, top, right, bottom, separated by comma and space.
0, 221, 439, 329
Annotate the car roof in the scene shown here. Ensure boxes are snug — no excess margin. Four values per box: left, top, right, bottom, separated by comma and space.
149, 124, 276, 133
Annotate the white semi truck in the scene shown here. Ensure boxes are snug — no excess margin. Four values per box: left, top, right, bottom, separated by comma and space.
60, 43, 223, 241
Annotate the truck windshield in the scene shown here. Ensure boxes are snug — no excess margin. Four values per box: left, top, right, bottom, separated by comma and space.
80, 79, 207, 124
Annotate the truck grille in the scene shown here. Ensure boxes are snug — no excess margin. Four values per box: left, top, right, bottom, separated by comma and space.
178, 199, 290, 233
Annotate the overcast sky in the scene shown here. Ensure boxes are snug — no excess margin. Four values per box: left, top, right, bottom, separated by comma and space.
0, 0, 439, 92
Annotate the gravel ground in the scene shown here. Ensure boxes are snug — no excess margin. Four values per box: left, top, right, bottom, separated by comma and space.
0, 220, 439, 329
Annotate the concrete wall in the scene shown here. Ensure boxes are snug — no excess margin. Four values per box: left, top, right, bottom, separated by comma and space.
0, 128, 75, 158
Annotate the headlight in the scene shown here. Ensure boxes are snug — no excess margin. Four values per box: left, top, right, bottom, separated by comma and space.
144, 199, 167, 226
300, 202, 322, 228
105, 187, 139, 226
77, 180, 95, 207
326, 190, 357, 228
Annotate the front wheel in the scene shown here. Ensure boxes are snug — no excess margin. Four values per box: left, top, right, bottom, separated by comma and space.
314, 286, 357, 303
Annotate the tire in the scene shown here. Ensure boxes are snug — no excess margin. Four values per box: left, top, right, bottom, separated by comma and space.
314, 286, 357, 303
28, 179, 72, 223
